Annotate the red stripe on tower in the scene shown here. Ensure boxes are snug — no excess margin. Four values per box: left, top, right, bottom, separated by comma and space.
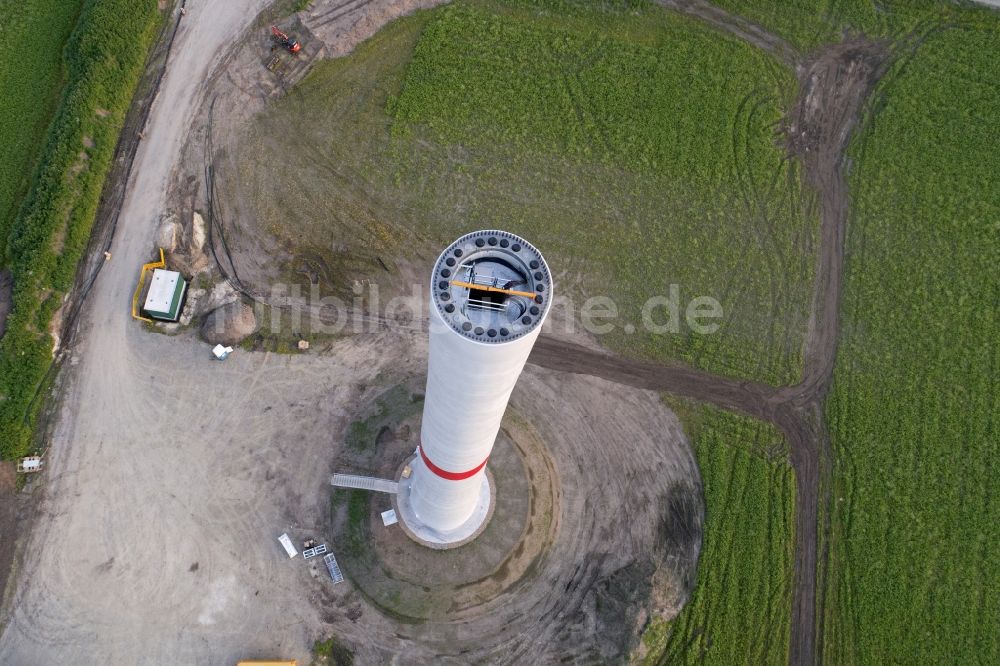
418, 445, 488, 481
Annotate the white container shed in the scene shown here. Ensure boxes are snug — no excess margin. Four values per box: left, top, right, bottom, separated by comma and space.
143, 269, 187, 322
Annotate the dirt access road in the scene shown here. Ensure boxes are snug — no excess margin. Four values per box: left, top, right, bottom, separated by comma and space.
0, 1, 335, 663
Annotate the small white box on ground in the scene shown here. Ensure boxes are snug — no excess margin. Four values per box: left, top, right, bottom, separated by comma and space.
212, 344, 233, 360
277, 533, 297, 558
381, 509, 398, 526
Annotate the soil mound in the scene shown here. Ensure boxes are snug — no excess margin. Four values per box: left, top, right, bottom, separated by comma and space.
199, 301, 257, 345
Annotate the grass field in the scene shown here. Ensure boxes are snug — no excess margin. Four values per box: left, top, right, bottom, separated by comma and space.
0, 0, 162, 458
0, 0, 83, 264
639, 401, 795, 664
234, 0, 818, 386
822, 13, 1000, 663
710, 0, 950, 52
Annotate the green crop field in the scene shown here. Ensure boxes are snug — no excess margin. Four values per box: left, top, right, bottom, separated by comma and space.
0, 0, 83, 263
639, 402, 795, 664
0, 0, 162, 458
823, 13, 1000, 664
701, 0, 1000, 661
235, 0, 818, 386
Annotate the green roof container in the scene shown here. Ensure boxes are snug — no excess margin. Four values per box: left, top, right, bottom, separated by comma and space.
143, 269, 187, 322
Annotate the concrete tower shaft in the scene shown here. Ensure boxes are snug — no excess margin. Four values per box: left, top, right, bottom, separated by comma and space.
404, 230, 552, 541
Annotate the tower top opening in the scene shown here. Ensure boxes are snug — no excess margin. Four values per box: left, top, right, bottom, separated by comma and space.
431, 230, 553, 343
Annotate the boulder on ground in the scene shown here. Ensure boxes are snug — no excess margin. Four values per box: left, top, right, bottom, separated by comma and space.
178, 288, 206, 327
156, 213, 181, 252
180, 279, 240, 327
190, 211, 207, 253
203, 280, 239, 313
200, 301, 257, 346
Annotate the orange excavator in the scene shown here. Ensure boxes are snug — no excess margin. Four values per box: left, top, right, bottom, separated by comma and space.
270, 26, 301, 54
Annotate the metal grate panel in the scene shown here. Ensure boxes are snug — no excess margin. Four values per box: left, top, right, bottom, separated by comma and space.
330, 473, 398, 494
323, 553, 344, 584
303, 544, 328, 560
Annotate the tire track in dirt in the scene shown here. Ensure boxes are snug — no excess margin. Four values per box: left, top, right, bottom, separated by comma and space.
310, 0, 376, 28
728, 88, 789, 382
657, 0, 800, 68
781, 38, 892, 666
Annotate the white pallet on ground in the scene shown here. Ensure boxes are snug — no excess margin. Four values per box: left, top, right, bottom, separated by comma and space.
277, 533, 297, 558
303, 544, 328, 560
330, 473, 398, 494
323, 553, 344, 584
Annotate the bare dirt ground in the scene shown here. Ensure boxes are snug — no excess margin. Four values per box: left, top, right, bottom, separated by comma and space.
0, 0, 897, 663
319, 370, 701, 663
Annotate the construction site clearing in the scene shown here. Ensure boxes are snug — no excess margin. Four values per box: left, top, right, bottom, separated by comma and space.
0, 2, 707, 665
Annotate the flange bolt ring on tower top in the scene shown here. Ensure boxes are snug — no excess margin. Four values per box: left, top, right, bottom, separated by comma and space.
395, 230, 553, 548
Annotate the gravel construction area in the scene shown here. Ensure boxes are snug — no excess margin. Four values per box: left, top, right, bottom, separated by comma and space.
321, 373, 701, 663
0, 316, 700, 664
